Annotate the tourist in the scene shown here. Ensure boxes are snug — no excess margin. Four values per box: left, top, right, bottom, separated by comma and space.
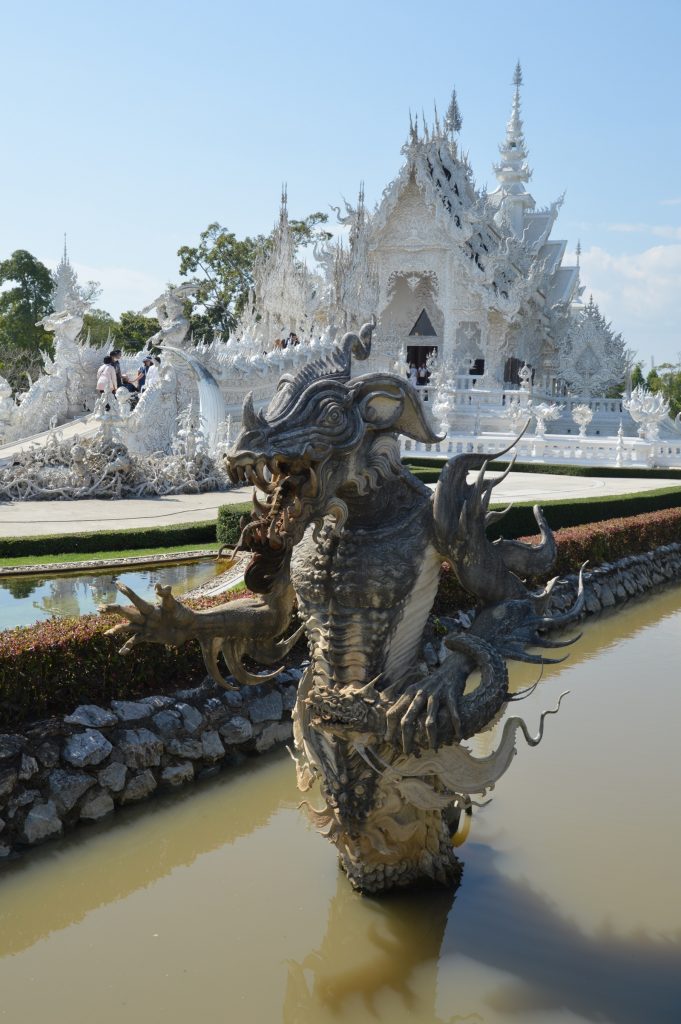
109, 349, 123, 388
96, 355, 117, 409
408, 363, 418, 387
417, 364, 429, 386
136, 355, 154, 391
145, 357, 161, 388
110, 348, 137, 394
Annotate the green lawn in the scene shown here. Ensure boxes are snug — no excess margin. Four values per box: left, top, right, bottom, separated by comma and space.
0, 542, 221, 569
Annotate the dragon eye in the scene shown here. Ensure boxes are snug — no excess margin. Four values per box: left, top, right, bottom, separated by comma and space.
321, 403, 343, 426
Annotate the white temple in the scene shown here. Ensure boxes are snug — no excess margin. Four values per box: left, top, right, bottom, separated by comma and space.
247, 67, 628, 407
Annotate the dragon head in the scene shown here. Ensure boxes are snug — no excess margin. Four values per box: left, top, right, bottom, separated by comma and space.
226, 321, 441, 591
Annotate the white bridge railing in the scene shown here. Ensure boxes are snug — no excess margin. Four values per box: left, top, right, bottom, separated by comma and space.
400, 430, 681, 469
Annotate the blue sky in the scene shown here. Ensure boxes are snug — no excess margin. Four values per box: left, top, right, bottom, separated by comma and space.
1, 0, 680, 365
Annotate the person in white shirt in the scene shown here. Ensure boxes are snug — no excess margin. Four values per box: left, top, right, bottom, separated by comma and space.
96, 356, 117, 407
144, 357, 161, 388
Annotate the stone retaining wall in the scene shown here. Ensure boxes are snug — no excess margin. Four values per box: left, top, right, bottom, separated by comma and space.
0, 669, 302, 859
548, 542, 681, 615
1, 542, 680, 860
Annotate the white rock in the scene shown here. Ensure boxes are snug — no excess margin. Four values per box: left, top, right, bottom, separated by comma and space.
219, 716, 253, 744
63, 729, 113, 768
22, 801, 62, 844
161, 763, 194, 787
111, 701, 151, 723
79, 789, 115, 821
201, 731, 225, 763
120, 769, 157, 803
97, 762, 127, 793
255, 721, 293, 752
116, 729, 163, 768
18, 754, 39, 781
48, 768, 95, 814
64, 705, 118, 728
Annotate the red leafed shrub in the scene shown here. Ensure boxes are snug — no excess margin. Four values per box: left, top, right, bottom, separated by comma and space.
432, 507, 681, 616
522, 506, 681, 576
0, 588, 254, 729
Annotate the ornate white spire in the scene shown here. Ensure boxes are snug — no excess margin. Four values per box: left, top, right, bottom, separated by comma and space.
51, 234, 80, 313
444, 88, 462, 135
494, 61, 531, 192
491, 62, 535, 236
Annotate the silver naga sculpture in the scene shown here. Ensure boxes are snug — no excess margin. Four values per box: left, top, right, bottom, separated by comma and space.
105, 322, 582, 893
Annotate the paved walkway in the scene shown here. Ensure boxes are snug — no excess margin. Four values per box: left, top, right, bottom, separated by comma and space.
0, 472, 677, 539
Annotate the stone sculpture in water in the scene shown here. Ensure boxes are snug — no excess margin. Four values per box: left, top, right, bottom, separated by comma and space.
105, 321, 582, 893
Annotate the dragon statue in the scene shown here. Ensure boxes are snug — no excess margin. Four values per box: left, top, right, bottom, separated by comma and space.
104, 321, 582, 893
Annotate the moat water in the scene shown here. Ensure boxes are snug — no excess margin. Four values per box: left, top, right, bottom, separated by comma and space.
0, 586, 680, 1023
0, 558, 221, 630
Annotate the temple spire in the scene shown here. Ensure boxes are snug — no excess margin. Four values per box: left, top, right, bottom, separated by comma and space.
444, 88, 462, 135
491, 61, 534, 235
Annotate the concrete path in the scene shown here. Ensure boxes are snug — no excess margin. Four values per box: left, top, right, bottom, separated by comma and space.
0, 472, 677, 539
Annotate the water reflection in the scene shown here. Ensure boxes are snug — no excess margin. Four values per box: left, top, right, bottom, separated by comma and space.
0, 585, 680, 1023
283, 882, 457, 1022
0, 558, 221, 630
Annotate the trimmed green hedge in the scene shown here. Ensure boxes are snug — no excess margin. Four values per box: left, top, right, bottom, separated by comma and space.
405, 457, 681, 481
485, 486, 681, 539
215, 490, 681, 544
216, 503, 252, 548
0, 520, 217, 560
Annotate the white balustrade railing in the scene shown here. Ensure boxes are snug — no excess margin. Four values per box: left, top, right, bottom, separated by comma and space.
400, 430, 681, 469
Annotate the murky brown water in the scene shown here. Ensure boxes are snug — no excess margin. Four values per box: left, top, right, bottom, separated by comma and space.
1, 586, 680, 1023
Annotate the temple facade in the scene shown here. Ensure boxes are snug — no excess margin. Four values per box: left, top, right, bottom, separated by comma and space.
255, 65, 628, 401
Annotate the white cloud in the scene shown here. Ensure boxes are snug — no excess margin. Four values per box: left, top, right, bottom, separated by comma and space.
579, 244, 681, 364
606, 223, 681, 240
660, 198, 681, 207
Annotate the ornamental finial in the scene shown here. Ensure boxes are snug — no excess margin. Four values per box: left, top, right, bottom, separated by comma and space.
576, 240, 581, 266
444, 88, 463, 134
513, 61, 523, 88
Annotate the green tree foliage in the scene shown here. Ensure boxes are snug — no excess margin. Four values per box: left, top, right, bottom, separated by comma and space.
82, 308, 116, 348
115, 311, 159, 352
0, 250, 54, 389
647, 362, 681, 417
177, 212, 330, 341
81, 309, 159, 353
630, 363, 645, 389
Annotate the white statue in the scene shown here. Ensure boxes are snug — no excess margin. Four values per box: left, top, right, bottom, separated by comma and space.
571, 403, 593, 437
623, 385, 670, 441
532, 401, 564, 436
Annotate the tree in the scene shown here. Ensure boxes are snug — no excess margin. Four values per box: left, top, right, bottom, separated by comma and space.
82, 309, 116, 348
114, 311, 159, 352
647, 362, 681, 417
0, 250, 54, 390
177, 211, 330, 341
630, 362, 645, 389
